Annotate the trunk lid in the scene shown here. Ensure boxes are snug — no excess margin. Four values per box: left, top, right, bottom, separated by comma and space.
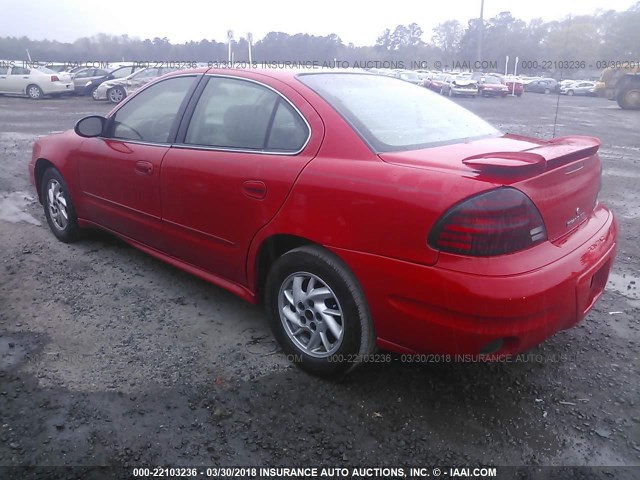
379, 134, 601, 242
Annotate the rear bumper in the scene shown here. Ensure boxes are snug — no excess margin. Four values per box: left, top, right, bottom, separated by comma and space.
451, 88, 478, 96
330, 206, 617, 356
482, 89, 508, 96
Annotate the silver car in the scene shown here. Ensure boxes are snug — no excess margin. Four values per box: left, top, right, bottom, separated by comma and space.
560, 81, 596, 96
0, 64, 73, 99
93, 67, 178, 103
440, 75, 479, 97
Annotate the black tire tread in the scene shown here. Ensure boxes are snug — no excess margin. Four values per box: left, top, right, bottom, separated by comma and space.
265, 245, 376, 377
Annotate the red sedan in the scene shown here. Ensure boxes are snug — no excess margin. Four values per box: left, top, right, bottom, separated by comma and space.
424, 73, 448, 92
29, 68, 617, 377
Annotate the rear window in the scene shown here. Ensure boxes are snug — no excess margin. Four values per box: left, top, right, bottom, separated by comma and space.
298, 73, 498, 152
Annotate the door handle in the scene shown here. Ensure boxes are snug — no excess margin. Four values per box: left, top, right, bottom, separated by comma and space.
23, 76, 29, 79
135, 161, 153, 176
242, 180, 267, 199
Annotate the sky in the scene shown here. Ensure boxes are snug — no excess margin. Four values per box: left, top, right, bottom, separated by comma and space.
0, 0, 637, 46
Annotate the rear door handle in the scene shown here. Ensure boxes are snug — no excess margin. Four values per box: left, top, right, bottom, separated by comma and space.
135, 161, 153, 176
242, 180, 267, 199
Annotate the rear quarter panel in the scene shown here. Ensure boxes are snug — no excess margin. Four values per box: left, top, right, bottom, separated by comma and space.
246, 81, 499, 288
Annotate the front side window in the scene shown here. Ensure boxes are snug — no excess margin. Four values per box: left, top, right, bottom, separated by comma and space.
299, 73, 498, 152
110, 76, 195, 144
185, 77, 309, 152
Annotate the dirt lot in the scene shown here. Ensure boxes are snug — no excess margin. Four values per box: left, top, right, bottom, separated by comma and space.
1, 91, 639, 478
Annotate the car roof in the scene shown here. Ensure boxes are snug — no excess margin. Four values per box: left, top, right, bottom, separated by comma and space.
162, 67, 376, 83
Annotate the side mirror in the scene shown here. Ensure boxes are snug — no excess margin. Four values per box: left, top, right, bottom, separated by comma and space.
74, 115, 106, 138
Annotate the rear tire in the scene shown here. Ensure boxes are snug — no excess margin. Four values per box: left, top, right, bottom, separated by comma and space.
41, 168, 81, 243
544, 88, 551, 94
27, 84, 44, 100
265, 245, 375, 377
617, 85, 640, 110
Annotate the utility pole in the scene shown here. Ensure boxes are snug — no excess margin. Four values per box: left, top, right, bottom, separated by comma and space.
247, 32, 253, 65
477, 0, 485, 63
227, 30, 234, 63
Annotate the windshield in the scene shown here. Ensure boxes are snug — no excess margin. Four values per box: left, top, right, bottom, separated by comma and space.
299, 73, 498, 152
35, 67, 57, 74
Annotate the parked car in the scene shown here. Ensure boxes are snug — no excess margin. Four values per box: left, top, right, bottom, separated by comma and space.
391, 70, 422, 85
0, 65, 72, 99
559, 79, 577, 89
478, 76, 509, 97
503, 76, 524, 97
84, 64, 141, 99
93, 67, 177, 103
440, 75, 478, 97
71, 67, 111, 95
29, 68, 618, 376
423, 73, 448, 92
525, 78, 559, 94
560, 81, 596, 96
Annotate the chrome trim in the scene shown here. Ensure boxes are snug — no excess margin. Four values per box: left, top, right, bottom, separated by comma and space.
175, 73, 312, 157
170, 143, 305, 156
94, 73, 312, 155
103, 139, 172, 148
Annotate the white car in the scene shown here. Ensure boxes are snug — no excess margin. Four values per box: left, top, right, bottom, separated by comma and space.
560, 81, 597, 96
0, 64, 73, 99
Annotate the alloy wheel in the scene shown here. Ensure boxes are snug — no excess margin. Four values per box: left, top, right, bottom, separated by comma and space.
278, 272, 344, 358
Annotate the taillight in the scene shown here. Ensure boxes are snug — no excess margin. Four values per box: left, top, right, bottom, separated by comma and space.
428, 188, 547, 256
51, 75, 59, 82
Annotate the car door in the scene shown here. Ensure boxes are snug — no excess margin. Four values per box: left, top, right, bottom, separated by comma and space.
72, 68, 91, 89
0, 66, 8, 93
75, 74, 199, 250
6, 66, 31, 93
160, 74, 324, 285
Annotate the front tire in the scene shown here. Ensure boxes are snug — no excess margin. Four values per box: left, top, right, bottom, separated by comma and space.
265, 245, 375, 377
27, 84, 44, 100
41, 168, 81, 243
567, 90, 575, 96
108, 86, 126, 103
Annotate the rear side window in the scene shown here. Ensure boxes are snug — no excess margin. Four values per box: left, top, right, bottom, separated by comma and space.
185, 77, 309, 153
11, 67, 30, 75
110, 76, 196, 144
112, 67, 132, 79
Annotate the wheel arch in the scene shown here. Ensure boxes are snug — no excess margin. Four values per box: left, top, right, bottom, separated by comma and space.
253, 233, 319, 303
34, 158, 57, 203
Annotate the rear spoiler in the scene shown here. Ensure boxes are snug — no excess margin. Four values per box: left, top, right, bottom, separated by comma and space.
462, 136, 601, 175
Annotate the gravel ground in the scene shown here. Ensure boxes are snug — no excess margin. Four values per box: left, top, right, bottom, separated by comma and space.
0, 91, 639, 478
